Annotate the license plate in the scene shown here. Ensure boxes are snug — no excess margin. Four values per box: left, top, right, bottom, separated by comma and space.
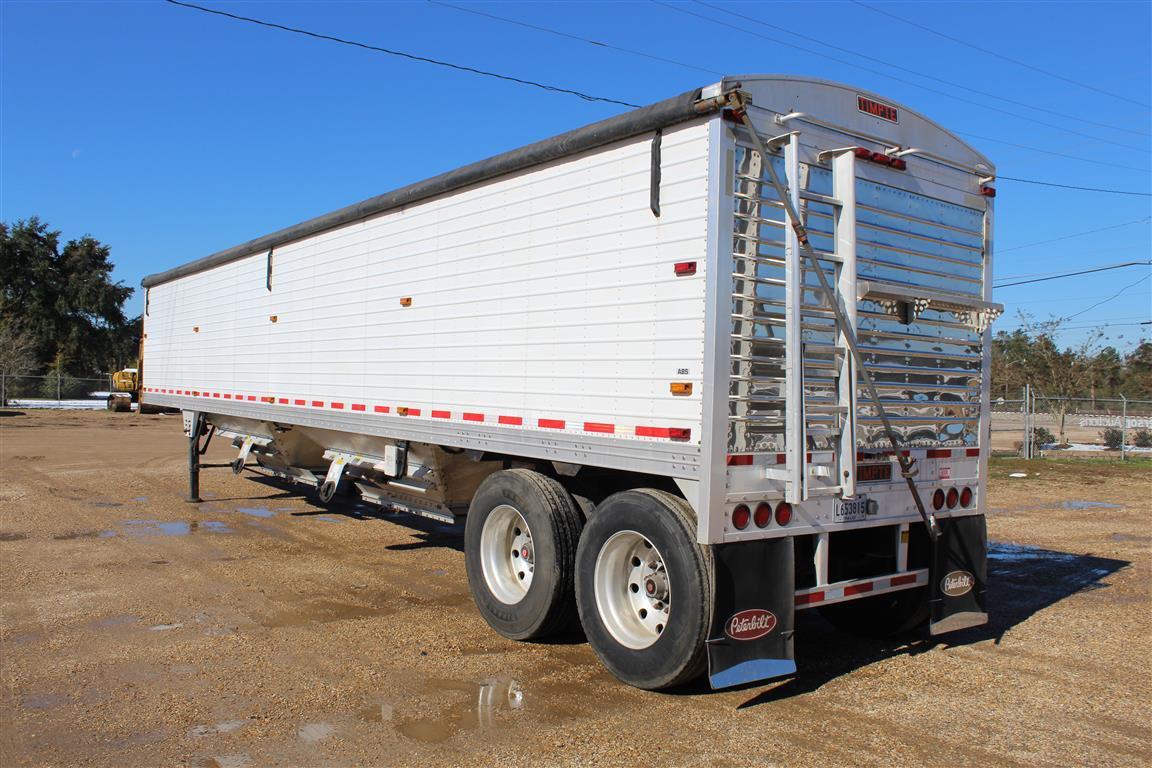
835, 497, 870, 522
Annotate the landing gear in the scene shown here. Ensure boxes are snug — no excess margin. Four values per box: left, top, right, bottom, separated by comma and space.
575, 489, 713, 690
464, 469, 583, 640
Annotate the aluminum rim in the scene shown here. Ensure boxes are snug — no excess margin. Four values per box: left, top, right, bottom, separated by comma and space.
593, 530, 670, 650
480, 504, 535, 605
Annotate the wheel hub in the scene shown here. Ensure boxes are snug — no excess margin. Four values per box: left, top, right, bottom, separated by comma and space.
593, 531, 671, 650
480, 504, 535, 605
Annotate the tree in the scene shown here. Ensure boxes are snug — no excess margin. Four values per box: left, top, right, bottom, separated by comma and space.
0, 320, 37, 405
0, 217, 137, 376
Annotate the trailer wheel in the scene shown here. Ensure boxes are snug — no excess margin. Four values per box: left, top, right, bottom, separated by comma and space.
464, 469, 583, 641
575, 489, 712, 690
818, 587, 929, 637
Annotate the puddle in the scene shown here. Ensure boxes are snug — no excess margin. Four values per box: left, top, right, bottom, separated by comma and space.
358, 703, 395, 723
0, 532, 28, 541
315, 516, 344, 524
189, 721, 246, 738
1110, 532, 1151, 543
192, 756, 250, 768
20, 692, 66, 710
91, 501, 123, 508
1062, 500, 1122, 509
131, 496, 150, 503
54, 530, 117, 540
393, 677, 523, 743
989, 542, 1081, 563
150, 623, 184, 632
235, 507, 276, 519
122, 520, 233, 536
298, 722, 335, 743
91, 614, 140, 629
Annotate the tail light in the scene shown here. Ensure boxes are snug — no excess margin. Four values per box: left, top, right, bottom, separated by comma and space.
753, 502, 772, 528
960, 487, 973, 508
732, 504, 750, 530
946, 487, 959, 509
932, 489, 946, 511
774, 502, 793, 527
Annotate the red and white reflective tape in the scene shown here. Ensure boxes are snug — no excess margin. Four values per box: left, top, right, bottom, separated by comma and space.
141, 387, 691, 442
794, 569, 928, 609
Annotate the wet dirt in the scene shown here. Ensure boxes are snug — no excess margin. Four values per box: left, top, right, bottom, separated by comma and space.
1, 411, 1149, 767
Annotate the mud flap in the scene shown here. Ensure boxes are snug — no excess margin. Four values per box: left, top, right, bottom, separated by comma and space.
706, 537, 796, 689
929, 515, 989, 635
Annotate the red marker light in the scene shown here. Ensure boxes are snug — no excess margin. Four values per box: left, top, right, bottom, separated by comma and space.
960, 487, 973, 508
870, 151, 894, 166
774, 502, 793, 527
674, 261, 697, 276
890, 157, 907, 171
854, 147, 871, 160
732, 504, 751, 530
946, 487, 959, 509
932, 489, 946, 511
980, 185, 997, 197
753, 502, 772, 528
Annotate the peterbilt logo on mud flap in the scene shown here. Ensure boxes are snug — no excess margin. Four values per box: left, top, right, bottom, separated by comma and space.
941, 570, 975, 597
725, 609, 777, 641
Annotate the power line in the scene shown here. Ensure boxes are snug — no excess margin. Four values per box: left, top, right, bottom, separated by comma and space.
653, 1, 1146, 152
162, 0, 640, 108
428, 1, 722, 77
997, 176, 1152, 196
994, 261, 1152, 288
953, 131, 1149, 173
1064, 274, 1151, 320
165, 0, 1147, 197
1000, 217, 1151, 253
691, 0, 1149, 138
850, 0, 1151, 110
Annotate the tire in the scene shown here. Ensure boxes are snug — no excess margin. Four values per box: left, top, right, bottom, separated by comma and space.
575, 489, 713, 690
818, 586, 929, 638
464, 469, 583, 641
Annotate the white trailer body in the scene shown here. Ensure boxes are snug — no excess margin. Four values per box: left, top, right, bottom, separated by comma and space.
142, 76, 1000, 690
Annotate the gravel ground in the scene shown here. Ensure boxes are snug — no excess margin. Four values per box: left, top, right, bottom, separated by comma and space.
1, 410, 1149, 767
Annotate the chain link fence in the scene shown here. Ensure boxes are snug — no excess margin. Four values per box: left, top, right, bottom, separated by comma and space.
991, 386, 1152, 458
0, 374, 118, 409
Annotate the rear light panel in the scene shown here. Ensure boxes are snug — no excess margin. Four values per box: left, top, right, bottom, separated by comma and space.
854, 146, 906, 171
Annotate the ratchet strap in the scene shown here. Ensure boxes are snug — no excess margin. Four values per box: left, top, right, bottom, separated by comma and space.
729, 95, 938, 540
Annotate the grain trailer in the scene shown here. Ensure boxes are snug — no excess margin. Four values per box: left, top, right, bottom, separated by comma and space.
141, 75, 1001, 690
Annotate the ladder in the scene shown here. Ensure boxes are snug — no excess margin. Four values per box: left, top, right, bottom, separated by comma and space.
728, 93, 936, 536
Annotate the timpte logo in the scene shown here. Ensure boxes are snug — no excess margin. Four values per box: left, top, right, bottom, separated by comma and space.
857, 96, 899, 123
725, 609, 778, 641
941, 570, 975, 597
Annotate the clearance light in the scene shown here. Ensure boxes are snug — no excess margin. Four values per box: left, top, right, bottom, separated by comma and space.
890, 157, 908, 171
732, 504, 751, 530
932, 489, 946, 511
851, 147, 906, 171
870, 151, 893, 166
400, 297, 412, 307
854, 147, 871, 160
674, 261, 697, 276
946, 487, 959, 509
670, 382, 693, 396
774, 502, 793, 527
960, 487, 973, 508
753, 502, 772, 528
980, 186, 997, 198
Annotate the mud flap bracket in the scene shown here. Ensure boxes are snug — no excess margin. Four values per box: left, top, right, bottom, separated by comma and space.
706, 537, 796, 689
929, 515, 989, 635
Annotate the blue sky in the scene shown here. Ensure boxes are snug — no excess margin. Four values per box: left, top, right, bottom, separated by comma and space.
2, 0, 1149, 348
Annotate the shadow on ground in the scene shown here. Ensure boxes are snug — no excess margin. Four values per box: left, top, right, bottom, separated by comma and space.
736, 541, 1129, 707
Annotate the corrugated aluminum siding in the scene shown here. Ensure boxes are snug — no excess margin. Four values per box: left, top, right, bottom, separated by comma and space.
143, 121, 712, 448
